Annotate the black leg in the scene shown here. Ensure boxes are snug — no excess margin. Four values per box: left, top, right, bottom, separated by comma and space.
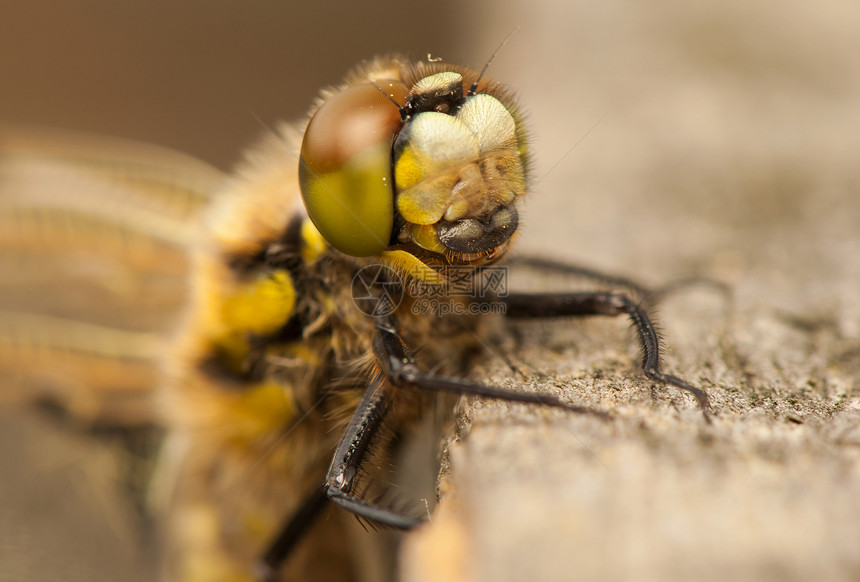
255, 485, 330, 582
508, 256, 730, 307
507, 255, 653, 296
324, 377, 423, 529
256, 306, 624, 579
373, 316, 610, 418
501, 291, 711, 419
324, 318, 610, 530
255, 377, 417, 582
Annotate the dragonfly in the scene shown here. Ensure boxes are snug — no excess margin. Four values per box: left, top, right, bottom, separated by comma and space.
0, 53, 708, 582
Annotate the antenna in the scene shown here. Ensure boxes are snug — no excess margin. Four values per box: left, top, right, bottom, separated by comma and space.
468, 26, 521, 96
369, 79, 408, 121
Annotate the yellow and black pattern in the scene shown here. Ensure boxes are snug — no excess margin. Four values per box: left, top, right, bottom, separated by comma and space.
98, 54, 526, 581
1, 54, 707, 582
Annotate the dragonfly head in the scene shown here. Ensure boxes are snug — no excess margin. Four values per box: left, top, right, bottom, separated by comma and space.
299, 59, 529, 276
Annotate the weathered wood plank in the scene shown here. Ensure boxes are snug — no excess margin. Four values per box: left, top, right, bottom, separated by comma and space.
402, 2, 860, 580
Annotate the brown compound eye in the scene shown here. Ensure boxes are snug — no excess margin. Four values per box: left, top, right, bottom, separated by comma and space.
299, 81, 408, 257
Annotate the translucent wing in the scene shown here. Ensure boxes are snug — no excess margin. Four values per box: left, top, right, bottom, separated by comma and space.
0, 126, 225, 425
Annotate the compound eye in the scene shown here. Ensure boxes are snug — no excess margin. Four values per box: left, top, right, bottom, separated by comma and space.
299, 81, 408, 257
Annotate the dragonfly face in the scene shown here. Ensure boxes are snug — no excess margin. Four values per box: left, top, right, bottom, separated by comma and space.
298, 57, 528, 270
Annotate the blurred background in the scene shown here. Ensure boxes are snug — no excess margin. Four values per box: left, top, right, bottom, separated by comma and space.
0, 0, 472, 168
2, 1, 859, 581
